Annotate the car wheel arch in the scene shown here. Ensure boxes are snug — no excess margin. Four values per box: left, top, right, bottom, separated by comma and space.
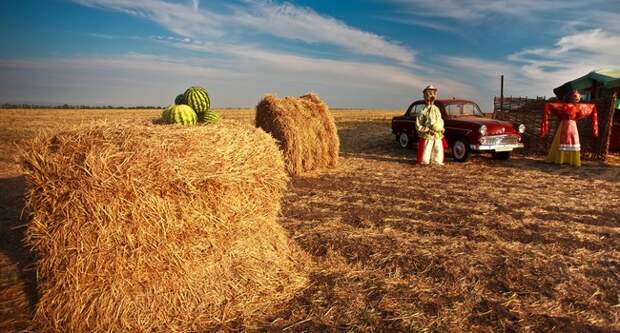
452, 135, 471, 162
398, 132, 412, 149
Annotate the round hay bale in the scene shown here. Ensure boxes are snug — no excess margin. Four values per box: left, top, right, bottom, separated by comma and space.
255, 93, 340, 175
21, 123, 308, 332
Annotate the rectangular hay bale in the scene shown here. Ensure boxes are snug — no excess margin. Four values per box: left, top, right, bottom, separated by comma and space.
22, 122, 308, 332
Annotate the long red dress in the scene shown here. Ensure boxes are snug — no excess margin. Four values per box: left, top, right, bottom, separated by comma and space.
540, 102, 598, 167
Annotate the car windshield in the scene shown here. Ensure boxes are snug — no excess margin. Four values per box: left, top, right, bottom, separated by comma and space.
444, 102, 484, 117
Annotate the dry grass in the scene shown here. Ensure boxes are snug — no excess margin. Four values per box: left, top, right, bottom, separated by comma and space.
256, 94, 340, 175
20, 122, 307, 332
1, 108, 619, 332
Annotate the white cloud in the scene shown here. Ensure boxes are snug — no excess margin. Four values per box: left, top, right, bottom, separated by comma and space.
72, 0, 416, 65
374, 15, 460, 34
443, 56, 547, 96
506, 29, 620, 90
444, 28, 620, 104
384, 0, 597, 21
72, 0, 227, 38
7, 0, 469, 107
510, 29, 620, 65
0, 54, 231, 77
0, 48, 474, 107
230, 2, 415, 65
165, 37, 473, 96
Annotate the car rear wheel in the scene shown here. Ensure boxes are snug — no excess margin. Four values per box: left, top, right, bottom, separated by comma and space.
492, 151, 511, 160
398, 132, 411, 149
452, 137, 471, 162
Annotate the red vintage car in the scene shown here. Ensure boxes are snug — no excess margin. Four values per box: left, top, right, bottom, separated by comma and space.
391, 99, 525, 161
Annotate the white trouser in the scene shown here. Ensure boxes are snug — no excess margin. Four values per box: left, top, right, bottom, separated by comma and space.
421, 138, 444, 165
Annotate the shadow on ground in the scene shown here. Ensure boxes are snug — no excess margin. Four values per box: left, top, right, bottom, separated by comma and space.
0, 176, 38, 314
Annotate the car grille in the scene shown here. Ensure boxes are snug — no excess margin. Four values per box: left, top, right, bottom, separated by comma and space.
480, 135, 519, 146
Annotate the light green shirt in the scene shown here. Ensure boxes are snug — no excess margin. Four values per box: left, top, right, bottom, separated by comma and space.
416, 104, 445, 140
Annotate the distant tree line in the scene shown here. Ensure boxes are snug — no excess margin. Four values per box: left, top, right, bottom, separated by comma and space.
1, 103, 164, 109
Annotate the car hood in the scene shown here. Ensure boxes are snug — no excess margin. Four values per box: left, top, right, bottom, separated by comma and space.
448, 116, 518, 135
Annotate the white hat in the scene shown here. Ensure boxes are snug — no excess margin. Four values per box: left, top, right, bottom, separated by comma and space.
423, 85, 437, 92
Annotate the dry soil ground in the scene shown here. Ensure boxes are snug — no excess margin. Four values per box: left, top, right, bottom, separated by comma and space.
1, 108, 619, 332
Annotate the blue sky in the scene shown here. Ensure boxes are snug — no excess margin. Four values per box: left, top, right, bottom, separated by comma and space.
0, 0, 618, 109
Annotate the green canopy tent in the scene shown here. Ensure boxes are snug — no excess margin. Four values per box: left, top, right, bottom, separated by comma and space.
554, 68, 620, 107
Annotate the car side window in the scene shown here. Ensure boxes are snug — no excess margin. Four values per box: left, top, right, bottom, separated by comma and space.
463, 103, 474, 115
445, 104, 461, 117
405, 104, 414, 117
408, 104, 424, 118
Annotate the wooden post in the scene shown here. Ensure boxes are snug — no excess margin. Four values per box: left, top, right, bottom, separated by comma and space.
600, 92, 618, 159
500, 75, 504, 112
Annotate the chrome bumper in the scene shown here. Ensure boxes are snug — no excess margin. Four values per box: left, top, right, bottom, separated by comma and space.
470, 143, 524, 152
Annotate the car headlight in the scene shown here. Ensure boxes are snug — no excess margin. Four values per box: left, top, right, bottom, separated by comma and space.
518, 124, 526, 133
479, 125, 487, 136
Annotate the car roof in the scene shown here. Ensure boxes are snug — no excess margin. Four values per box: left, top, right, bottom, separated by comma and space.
412, 99, 476, 105
436, 99, 476, 105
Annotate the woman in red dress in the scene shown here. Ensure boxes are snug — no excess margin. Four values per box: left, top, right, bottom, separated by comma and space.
540, 90, 598, 167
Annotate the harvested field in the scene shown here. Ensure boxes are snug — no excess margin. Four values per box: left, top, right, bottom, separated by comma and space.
1, 108, 619, 332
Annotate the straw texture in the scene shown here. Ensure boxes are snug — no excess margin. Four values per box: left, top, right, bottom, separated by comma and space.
21, 122, 308, 332
255, 93, 339, 175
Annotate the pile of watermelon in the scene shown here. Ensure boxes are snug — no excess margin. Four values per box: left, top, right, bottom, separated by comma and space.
161, 86, 221, 126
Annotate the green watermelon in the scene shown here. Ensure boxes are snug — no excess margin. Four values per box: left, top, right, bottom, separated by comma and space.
200, 110, 221, 124
183, 86, 210, 120
174, 93, 186, 105
161, 107, 171, 121
162, 104, 197, 126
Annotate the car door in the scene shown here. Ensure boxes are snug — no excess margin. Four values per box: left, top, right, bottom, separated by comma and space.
407, 102, 425, 143
441, 102, 470, 146
442, 102, 459, 144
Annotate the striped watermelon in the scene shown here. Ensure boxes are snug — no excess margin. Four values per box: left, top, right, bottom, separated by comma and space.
162, 104, 197, 126
200, 110, 221, 124
174, 93, 186, 105
161, 108, 170, 121
183, 86, 210, 121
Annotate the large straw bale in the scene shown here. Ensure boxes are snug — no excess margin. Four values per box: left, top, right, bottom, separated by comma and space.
21, 123, 308, 332
255, 93, 339, 175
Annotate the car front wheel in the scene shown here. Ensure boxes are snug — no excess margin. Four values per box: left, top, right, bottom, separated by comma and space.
398, 132, 411, 149
452, 137, 471, 162
492, 151, 511, 160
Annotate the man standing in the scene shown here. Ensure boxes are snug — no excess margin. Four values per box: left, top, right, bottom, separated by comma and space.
416, 85, 445, 165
